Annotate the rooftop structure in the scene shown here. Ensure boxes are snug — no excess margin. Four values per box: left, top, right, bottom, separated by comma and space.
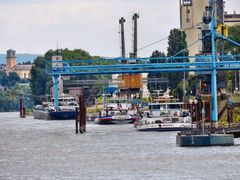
224, 11, 240, 26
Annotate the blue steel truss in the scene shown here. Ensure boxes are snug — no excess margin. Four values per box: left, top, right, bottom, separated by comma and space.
47, 11, 240, 123
47, 57, 240, 75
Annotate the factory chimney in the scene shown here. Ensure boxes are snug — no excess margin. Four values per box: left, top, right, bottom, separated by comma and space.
119, 17, 126, 63
131, 13, 139, 59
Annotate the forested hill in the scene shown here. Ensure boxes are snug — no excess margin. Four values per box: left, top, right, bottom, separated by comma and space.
0, 54, 40, 64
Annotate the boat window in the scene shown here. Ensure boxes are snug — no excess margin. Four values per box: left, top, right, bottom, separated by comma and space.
110, 111, 115, 116
182, 111, 189, 117
168, 104, 181, 109
172, 118, 179, 123
116, 111, 127, 115
163, 118, 172, 123
150, 105, 161, 110
155, 120, 163, 123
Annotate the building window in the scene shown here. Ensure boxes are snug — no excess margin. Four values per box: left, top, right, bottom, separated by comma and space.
183, 0, 192, 6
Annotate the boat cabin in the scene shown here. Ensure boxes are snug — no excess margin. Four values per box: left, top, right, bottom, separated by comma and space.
107, 98, 132, 110
148, 102, 185, 117
51, 95, 78, 106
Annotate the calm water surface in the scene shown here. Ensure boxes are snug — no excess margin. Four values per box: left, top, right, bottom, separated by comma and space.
0, 112, 240, 180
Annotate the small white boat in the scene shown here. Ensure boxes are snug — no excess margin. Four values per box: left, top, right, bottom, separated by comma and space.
95, 108, 139, 125
94, 96, 139, 124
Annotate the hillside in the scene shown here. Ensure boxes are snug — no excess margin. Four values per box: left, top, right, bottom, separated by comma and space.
0, 54, 41, 64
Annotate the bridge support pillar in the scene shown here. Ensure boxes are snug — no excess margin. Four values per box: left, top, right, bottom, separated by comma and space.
211, 10, 218, 123
53, 74, 60, 110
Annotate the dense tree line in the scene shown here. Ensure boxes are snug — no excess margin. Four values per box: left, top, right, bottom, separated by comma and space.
0, 71, 33, 112
0, 71, 20, 88
30, 48, 114, 105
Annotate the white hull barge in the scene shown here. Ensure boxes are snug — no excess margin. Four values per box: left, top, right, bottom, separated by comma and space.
134, 115, 195, 131
134, 98, 195, 131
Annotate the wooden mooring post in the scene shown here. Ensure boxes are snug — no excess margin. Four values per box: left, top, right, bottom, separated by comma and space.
83, 106, 86, 132
19, 97, 26, 118
75, 107, 79, 133
75, 94, 86, 134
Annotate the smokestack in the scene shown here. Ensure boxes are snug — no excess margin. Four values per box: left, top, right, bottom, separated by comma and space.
131, 13, 139, 58
119, 17, 126, 60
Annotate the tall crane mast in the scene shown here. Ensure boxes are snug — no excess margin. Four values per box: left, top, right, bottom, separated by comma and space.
119, 17, 126, 64
130, 13, 139, 59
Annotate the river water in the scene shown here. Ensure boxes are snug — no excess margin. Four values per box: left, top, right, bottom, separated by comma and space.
0, 112, 240, 180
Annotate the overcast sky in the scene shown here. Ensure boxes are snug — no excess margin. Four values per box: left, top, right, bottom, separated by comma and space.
0, 0, 239, 57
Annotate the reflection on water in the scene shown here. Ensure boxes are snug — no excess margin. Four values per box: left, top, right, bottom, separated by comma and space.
0, 112, 240, 179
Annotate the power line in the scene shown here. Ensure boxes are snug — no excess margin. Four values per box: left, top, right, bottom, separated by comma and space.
124, 22, 203, 57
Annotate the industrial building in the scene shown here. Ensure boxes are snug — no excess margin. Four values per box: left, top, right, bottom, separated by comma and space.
180, 0, 240, 57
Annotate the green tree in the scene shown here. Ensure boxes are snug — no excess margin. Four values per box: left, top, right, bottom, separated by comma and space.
0, 71, 8, 87
22, 61, 32, 65
224, 25, 240, 55
0, 84, 34, 112
8, 72, 21, 87
221, 25, 240, 92
147, 50, 167, 92
167, 29, 188, 100
30, 56, 48, 104
0, 71, 21, 87
45, 48, 91, 62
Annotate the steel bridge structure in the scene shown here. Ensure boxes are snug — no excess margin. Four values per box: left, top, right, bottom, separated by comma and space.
47, 11, 240, 123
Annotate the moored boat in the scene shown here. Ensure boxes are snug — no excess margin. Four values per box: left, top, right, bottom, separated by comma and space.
94, 95, 140, 124
134, 112, 195, 131
134, 98, 196, 131
33, 95, 78, 120
95, 108, 139, 125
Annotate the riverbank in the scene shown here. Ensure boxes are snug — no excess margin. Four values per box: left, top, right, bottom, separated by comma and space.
1, 112, 240, 179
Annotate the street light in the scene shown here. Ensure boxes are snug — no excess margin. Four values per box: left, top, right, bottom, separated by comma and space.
189, 99, 198, 129
201, 108, 206, 134
189, 99, 194, 128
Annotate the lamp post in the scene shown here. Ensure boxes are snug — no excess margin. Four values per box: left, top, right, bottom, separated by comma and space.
189, 99, 193, 127
193, 99, 199, 128
202, 108, 206, 134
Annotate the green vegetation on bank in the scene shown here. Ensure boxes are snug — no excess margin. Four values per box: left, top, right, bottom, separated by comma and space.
30, 48, 114, 106
0, 71, 33, 111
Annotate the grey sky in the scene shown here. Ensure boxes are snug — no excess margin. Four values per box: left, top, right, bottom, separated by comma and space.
0, 0, 239, 57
